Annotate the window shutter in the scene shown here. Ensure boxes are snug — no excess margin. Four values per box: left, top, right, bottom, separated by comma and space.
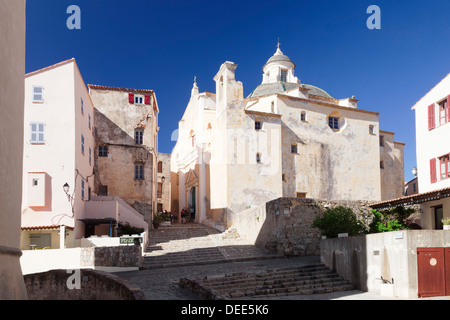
428, 104, 435, 130
129, 93, 134, 104
145, 94, 150, 105
430, 158, 437, 183
447, 96, 450, 123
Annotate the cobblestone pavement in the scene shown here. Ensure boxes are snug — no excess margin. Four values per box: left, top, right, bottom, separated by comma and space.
114, 223, 450, 301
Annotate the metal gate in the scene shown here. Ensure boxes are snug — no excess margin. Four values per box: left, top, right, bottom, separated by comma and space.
417, 247, 450, 297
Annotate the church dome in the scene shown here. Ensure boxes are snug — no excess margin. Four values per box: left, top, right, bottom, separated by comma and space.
263, 49, 295, 70
248, 82, 334, 99
262, 47, 295, 71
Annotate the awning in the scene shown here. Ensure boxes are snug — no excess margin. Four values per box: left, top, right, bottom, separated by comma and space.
21, 225, 74, 231
371, 186, 450, 210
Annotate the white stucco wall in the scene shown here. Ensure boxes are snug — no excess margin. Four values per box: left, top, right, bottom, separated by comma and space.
413, 74, 450, 193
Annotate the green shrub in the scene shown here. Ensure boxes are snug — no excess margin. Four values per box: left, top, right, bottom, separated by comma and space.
312, 206, 365, 238
368, 207, 413, 233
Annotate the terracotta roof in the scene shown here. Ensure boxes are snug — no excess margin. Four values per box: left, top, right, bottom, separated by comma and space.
88, 84, 154, 94
21, 225, 74, 231
370, 186, 450, 209
25, 58, 75, 78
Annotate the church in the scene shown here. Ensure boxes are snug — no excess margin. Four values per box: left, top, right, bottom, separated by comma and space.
170, 45, 405, 230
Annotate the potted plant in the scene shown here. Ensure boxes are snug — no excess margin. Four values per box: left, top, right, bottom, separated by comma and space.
152, 213, 165, 229
442, 218, 450, 230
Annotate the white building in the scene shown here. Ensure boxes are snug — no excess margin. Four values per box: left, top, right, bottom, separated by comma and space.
372, 73, 450, 229
171, 45, 405, 230
413, 74, 450, 193
22, 59, 148, 250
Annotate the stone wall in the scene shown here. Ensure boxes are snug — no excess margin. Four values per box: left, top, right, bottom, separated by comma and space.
233, 197, 373, 256
24, 269, 145, 300
80, 245, 142, 268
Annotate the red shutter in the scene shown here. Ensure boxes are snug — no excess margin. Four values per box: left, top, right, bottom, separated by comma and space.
428, 104, 435, 130
430, 158, 437, 183
447, 96, 450, 123
144, 94, 150, 105
129, 93, 134, 104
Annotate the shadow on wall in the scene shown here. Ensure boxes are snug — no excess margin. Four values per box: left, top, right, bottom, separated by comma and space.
24, 269, 145, 300
234, 197, 373, 259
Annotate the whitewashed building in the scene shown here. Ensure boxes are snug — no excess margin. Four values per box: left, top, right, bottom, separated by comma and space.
372, 73, 450, 230
21, 59, 148, 250
171, 46, 405, 230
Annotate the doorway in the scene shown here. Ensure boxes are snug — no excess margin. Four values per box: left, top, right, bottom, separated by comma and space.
188, 187, 196, 222
435, 206, 444, 229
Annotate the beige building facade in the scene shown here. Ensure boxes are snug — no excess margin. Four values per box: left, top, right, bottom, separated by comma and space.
171, 46, 405, 230
0, 0, 28, 299
88, 85, 159, 225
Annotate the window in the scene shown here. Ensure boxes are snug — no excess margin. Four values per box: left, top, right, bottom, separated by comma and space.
81, 98, 84, 114
439, 99, 448, 126
379, 135, 384, 147
380, 160, 384, 169
88, 187, 92, 201
89, 147, 92, 165
369, 125, 375, 135
296, 193, 307, 198
81, 134, 85, 154
439, 154, 450, 180
157, 182, 163, 197
256, 153, 261, 164
135, 129, 144, 145
280, 69, 288, 82
255, 121, 262, 130
32, 86, 43, 102
32, 178, 39, 187
134, 95, 144, 104
98, 185, 108, 196
291, 144, 298, 154
328, 117, 339, 130
158, 161, 163, 173
98, 145, 108, 157
88, 114, 91, 130
30, 122, 45, 143
300, 111, 306, 122
134, 163, 144, 180
81, 179, 85, 200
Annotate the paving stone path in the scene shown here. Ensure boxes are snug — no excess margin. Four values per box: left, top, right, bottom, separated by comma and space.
114, 223, 345, 300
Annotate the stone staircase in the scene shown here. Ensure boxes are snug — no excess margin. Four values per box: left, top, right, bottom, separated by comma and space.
179, 263, 354, 300
140, 224, 281, 270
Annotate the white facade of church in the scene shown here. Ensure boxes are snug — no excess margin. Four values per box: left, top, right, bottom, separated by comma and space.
171, 46, 405, 230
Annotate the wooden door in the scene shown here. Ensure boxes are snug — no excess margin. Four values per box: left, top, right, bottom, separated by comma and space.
417, 248, 445, 297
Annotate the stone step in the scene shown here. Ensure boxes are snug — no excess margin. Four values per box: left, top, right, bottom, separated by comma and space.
179, 263, 354, 300
202, 273, 343, 292
200, 264, 330, 283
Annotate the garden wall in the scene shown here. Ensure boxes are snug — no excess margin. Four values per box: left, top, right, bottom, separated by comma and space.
320, 230, 450, 298
232, 197, 372, 256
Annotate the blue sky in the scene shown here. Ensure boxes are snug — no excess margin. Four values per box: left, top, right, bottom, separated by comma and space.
26, 0, 450, 183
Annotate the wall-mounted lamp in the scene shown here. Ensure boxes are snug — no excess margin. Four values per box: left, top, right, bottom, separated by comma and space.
412, 167, 418, 177
161, 176, 166, 184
